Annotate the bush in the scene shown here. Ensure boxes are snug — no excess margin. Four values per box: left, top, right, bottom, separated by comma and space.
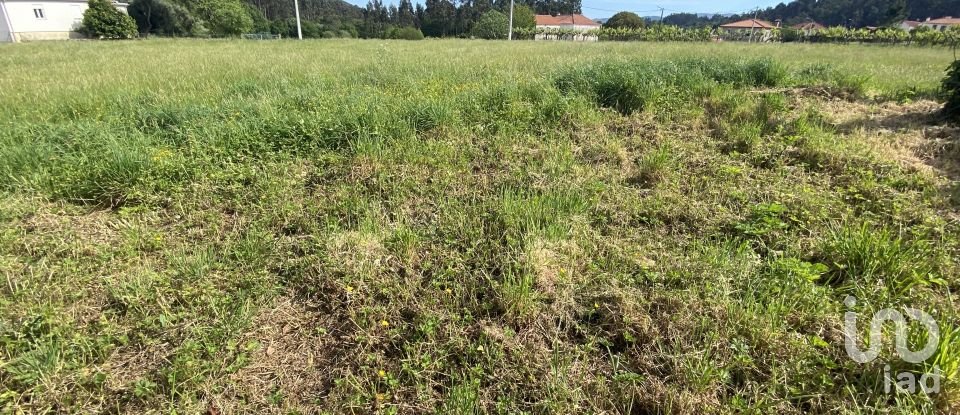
942, 60, 960, 119
386, 26, 424, 40
470, 10, 508, 40
81, 0, 138, 39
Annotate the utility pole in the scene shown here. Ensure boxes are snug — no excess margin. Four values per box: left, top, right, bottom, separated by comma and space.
749, 8, 758, 43
294, 0, 303, 40
659, 6, 664, 27
508, 0, 514, 40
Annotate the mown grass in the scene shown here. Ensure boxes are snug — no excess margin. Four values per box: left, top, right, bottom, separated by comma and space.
0, 39, 958, 414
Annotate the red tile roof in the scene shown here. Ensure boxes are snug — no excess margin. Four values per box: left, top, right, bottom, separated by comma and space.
927, 16, 960, 25
535, 14, 600, 27
719, 19, 776, 29
901, 20, 921, 28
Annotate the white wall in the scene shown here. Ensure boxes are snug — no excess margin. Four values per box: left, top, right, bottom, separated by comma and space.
537, 24, 600, 31
920, 22, 957, 31
2, 0, 89, 41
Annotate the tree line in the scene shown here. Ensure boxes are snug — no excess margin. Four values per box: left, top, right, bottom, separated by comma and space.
755, 0, 959, 28
126, 0, 580, 39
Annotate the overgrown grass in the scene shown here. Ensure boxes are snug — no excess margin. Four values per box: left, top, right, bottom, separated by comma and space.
0, 39, 958, 414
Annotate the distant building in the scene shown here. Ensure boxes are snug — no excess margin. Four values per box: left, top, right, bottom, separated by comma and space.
718, 19, 777, 41
535, 14, 600, 41
899, 20, 921, 32
719, 19, 777, 32
0, 0, 129, 43
920, 16, 960, 31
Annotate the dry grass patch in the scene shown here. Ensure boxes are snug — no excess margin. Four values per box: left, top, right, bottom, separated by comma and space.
219, 296, 342, 414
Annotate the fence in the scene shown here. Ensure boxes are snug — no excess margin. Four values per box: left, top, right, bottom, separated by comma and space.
242, 33, 282, 40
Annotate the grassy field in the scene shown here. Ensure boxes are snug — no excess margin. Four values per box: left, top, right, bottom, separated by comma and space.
0, 39, 958, 414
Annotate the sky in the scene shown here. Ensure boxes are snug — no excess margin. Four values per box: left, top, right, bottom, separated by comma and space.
341, 0, 789, 18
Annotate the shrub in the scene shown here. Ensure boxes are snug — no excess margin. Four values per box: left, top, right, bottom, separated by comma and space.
470, 10, 508, 40
387, 26, 424, 40
941, 60, 960, 119
81, 0, 138, 39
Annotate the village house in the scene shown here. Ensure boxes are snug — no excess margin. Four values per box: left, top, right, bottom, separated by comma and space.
718, 18, 778, 41
920, 16, 960, 31
534, 14, 600, 41
0, 0, 128, 43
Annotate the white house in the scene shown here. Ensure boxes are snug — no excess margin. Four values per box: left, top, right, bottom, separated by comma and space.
534, 14, 600, 41
0, 0, 128, 43
920, 16, 960, 32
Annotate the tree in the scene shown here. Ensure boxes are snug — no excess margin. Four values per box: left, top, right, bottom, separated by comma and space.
195, 0, 254, 36
397, 0, 417, 27
604, 11, 644, 29
470, 9, 507, 39
82, 0, 138, 38
422, 0, 456, 36
128, 0, 200, 36
529, 0, 579, 15
361, 0, 390, 37
512, 4, 535, 29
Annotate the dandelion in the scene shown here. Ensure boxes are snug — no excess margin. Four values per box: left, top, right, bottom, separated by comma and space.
346, 285, 354, 293
375, 393, 386, 402
378, 369, 386, 378
444, 288, 452, 294
380, 320, 389, 327
152, 149, 172, 162
476, 345, 484, 352
594, 302, 600, 309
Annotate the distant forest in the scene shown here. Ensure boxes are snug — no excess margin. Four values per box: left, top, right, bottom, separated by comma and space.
125, 0, 958, 39
127, 0, 581, 39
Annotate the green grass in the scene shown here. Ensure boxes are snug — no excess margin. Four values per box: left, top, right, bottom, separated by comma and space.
0, 39, 958, 413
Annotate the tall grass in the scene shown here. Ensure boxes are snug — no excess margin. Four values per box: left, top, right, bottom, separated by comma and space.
0, 39, 956, 414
